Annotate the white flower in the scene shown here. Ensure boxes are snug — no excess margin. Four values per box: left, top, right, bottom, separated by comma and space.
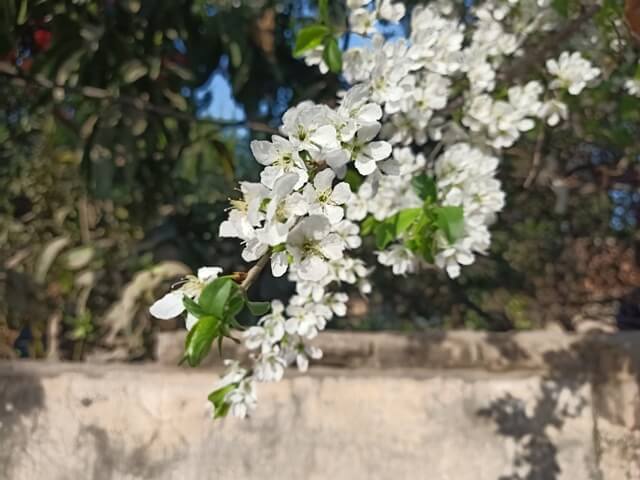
377, 0, 405, 22
258, 173, 307, 246
377, 245, 418, 275
539, 99, 568, 127
434, 240, 475, 278
214, 359, 248, 390
286, 215, 346, 281
546, 51, 600, 95
350, 8, 377, 36
254, 347, 287, 382
302, 46, 329, 74
334, 219, 362, 249
219, 182, 268, 237
281, 103, 340, 153
324, 292, 349, 316
149, 266, 223, 329
285, 304, 323, 339
250, 136, 308, 190
348, 123, 392, 175
243, 301, 286, 353
346, 181, 374, 221
293, 342, 323, 372
303, 169, 351, 224
224, 378, 257, 418
624, 78, 640, 97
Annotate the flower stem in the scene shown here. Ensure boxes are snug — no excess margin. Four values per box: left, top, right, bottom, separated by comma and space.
240, 253, 270, 290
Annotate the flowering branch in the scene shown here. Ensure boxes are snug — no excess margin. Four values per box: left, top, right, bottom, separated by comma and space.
147, 0, 634, 420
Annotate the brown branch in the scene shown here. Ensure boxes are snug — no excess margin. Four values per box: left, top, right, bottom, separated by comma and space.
240, 253, 271, 291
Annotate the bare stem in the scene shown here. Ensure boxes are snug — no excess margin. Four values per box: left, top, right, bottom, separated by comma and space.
524, 125, 546, 189
240, 253, 271, 291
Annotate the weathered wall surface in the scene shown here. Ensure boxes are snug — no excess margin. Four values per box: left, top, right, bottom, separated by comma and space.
1, 331, 640, 480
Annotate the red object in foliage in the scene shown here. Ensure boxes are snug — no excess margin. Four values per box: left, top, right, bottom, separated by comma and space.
33, 29, 52, 51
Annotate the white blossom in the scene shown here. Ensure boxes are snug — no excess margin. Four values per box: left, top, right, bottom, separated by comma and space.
546, 51, 600, 95
149, 266, 222, 329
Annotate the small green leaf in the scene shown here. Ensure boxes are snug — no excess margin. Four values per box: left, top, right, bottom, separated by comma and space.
375, 222, 396, 249
322, 37, 342, 73
226, 291, 246, 319
208, 384, 236, 418
411, 174, 437, 201
393, 208, 423, 236
199, 277, 234, 318
247, 301, 271, 316
183, 296, 206, 318
344, 168, 363, 191
184, 315, 219, 367
361, 216, 378, 236
293, 24, 330, 57
435, 206, 465, 243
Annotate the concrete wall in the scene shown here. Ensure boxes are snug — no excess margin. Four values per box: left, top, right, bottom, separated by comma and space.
1, 331, 640, 479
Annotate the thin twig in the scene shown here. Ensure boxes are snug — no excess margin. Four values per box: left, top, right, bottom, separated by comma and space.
524, 126, 546, 189
240, 253, 271, 291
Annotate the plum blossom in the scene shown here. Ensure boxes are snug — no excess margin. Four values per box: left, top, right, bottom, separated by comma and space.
303, 169, 351, 224
149, 266, 222, 330
546, 51, 600, 95
286, 215, 346, 282
153, 0, 612, 418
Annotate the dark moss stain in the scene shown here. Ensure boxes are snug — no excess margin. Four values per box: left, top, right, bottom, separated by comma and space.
0, 372, 46, 476
80, 425, 175, 480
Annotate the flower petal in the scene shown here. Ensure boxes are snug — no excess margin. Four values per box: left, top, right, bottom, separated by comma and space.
271, 251, 289, 277
149, 291, 185, 320
250, 140, 276, 166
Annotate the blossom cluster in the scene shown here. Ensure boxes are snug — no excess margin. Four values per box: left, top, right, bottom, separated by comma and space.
151, 84, 389, 417
149, 0, 610, 418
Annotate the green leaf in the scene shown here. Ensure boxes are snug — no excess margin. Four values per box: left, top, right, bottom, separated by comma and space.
184, 315, 219, 367
361, 216, 378, 236
375, 222, 396, 249
293, 24, 329, 57
371, 208, 422, 249
322, 37, 342, 73
247, 301, 271, 316
393, 208, 423, 236
344, 168, 363, 191
411, 174, 437, 201
208, 383, 236, 418
183, 296, 206, 319
226, 291, 246, 319
435, 206, 465, 243
198, 277, 234, 318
